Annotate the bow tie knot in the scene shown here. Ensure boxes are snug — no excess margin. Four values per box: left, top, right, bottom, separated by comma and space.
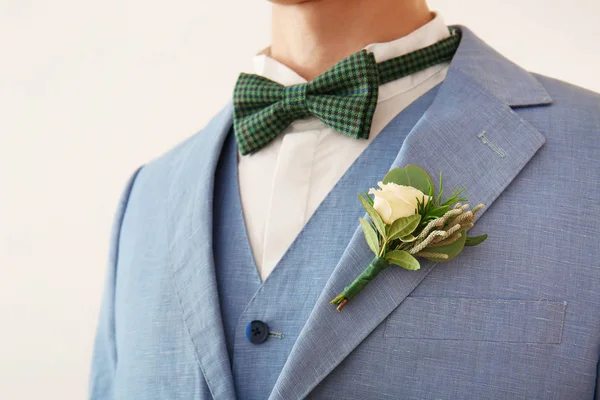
282, 84, 310, 118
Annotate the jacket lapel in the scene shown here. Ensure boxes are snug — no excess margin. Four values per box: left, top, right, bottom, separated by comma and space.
269, 26, 552, 400
167, 104, 237, 399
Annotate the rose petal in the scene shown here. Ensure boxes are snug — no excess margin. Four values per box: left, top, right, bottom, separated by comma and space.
373, 195, 393, 224
389, 200, 419, 221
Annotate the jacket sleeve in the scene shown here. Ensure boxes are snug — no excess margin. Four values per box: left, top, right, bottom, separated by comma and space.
88, 167, 143, 400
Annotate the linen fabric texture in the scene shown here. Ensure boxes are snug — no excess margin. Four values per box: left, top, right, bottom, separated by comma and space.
89, 26, 600, 400
214, 86, 438, 399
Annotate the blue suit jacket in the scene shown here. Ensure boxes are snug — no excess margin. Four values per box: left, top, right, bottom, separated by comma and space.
90, 26, 600, 399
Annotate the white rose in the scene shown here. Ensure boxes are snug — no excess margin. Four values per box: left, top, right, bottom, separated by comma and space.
368, 182, 430, 225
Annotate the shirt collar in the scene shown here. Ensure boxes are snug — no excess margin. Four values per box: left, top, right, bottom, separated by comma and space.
252, 12, 450, 89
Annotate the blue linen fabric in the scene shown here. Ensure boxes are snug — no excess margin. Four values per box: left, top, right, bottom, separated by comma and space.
89, 26, 600, 400
213, 86, 439, 399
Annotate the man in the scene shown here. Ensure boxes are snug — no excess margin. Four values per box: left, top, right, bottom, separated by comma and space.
89, 0, 600, 399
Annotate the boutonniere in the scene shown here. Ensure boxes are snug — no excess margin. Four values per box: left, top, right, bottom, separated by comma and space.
331, 165, 488, 311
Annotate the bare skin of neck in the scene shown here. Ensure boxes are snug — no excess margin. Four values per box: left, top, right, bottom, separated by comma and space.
270, 0, 433, 81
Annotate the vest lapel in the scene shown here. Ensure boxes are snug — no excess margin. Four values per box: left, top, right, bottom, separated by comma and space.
167, 104, 237, 400
269, 26, 552, 400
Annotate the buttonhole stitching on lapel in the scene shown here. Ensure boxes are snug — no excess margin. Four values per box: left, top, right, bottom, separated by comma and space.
477, 130, 507, 158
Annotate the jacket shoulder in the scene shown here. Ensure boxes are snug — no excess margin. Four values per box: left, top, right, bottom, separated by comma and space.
525, 73, 600, 143
533, 73, 600, 110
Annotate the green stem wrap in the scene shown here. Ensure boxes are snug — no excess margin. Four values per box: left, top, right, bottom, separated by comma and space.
339, 256, 389, 300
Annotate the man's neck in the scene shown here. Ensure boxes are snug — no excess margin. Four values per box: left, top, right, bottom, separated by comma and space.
270, 0, 433, 81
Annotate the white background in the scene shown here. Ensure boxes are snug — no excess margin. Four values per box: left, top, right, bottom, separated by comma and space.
1, 1, 599, 399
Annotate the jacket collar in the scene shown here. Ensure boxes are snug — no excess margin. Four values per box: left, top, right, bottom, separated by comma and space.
449, 25, 551, 107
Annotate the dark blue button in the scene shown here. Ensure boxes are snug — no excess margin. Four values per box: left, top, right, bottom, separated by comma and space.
245, 320, 269, 344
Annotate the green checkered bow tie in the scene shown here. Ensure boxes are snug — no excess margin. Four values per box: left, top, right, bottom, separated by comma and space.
233, 27, 461, 155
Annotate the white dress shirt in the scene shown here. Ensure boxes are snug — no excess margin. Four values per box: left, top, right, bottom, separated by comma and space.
238, 14, 451, 281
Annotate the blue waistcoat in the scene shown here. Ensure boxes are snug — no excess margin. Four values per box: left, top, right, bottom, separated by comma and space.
212, 87, 439, 399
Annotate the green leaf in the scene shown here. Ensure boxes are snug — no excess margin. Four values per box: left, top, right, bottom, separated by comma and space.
465, 234, 488, 246
436, 171, 444, 205
358, 193, 386, 237
359, 218, 380, 256
400, 234, 417, 243
420, 231, 467, 261
430, 205, 450, 215
387, 214, 421, 241
382, 165, 434, 195
363, 191, 374, 206
385, 250, 420, 271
